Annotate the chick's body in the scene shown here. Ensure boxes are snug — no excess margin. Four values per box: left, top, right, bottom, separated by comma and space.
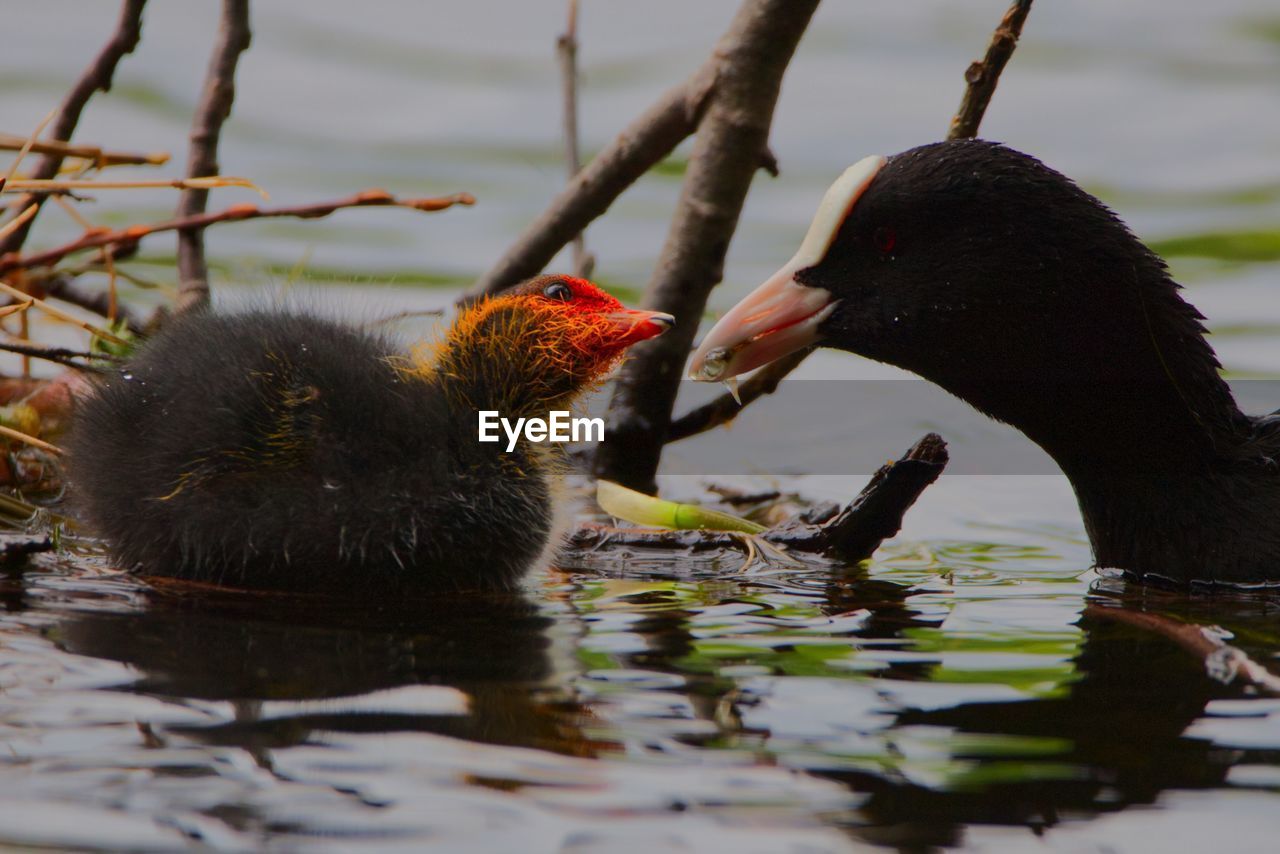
68, 277, 670, 592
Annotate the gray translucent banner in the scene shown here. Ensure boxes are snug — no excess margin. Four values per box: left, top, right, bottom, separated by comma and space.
575, 379, 1279, 477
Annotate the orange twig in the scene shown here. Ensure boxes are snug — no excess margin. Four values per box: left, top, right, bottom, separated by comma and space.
0, 189, 475, 275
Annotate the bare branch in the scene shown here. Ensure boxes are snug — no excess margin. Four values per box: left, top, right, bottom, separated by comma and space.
557, 0, 594, 278
175, 0, 252, 314
664, 0, 1036, 448
948, 0, 1034, 141
0, 0, 147, 256
464, 57, 717, 300
0, 190, 474, 276
593, 0, 819, 492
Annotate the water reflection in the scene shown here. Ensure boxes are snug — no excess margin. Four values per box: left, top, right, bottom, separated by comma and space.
49, 584, 598, 759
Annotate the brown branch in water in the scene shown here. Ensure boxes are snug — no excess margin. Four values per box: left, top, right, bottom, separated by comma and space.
570, 433, 948, 563
0, 0, 147, 256
948, 0, 1034, 141
557, 0, 594, 279
593, 0, 818, 492
666, 346, 812, 442
663, 0, 1036, 448
0, 133, 168, 169
463, 50, 719, 300
175, 0, 253, 314
1084, 604, 1280, 696
0, 190, 475, 276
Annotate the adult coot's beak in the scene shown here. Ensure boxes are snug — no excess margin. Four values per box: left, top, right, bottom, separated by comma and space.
688, 154, 886, 382
606, 309, 675, 344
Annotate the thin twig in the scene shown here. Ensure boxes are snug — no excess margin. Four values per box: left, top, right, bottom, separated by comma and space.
42, 273, 148, 334
3, 176, 261, 195
557, 0, 594, 278
0, 281, 129, 346
948, 0, 1034, 140
0, 205, 38, 243
0, 0, 147, 256
593, 0, 819, 492
0, 133, 168, 169
0, 339, 111, 369
662, 0, 1036, 448
0, 190, 474, 275
175, 0, 253, 314
0, 424, 62, 456
0, 110, 57, 193
0, 301, 32, 320
463, 59, 717, 300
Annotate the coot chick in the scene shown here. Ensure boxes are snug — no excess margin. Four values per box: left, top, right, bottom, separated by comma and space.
70, 276, 672, 592
690, 140, 1280, 588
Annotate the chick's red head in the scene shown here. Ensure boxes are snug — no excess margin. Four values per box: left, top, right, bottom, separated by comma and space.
437, 276, 673, 408
510, 275, 672, 370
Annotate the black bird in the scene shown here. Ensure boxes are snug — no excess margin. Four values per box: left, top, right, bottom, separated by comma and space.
690, 140, 1280, 588
69, 276, 672, 592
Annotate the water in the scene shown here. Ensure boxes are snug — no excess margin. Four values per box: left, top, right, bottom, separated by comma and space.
3, 1, 1280, 850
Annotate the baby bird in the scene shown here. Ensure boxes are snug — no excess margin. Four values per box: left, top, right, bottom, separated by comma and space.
68, 276, 671, 592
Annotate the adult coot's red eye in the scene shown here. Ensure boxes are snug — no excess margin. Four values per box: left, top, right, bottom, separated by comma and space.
872, 226, 896, 255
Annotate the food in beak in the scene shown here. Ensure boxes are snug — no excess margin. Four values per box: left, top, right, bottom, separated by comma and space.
688, 155, 886, 382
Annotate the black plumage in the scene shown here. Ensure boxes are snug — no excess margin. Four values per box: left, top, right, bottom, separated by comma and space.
692, 140, 1280, 587
68, 277, 671, 591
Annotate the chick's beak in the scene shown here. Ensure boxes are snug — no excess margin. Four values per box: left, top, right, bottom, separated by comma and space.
605, 309, 675, 345
687, 154, 887, 382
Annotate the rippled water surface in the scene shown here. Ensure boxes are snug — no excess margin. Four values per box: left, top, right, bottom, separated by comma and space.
3, 1, 1280, 850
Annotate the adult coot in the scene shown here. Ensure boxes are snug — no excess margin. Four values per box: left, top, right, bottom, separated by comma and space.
690, 140, 1279, 587
70, 276, 672, 592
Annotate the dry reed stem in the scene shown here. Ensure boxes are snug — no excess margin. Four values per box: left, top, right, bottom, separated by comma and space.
2, 176, 263, 196
0, 132, 168, 168
0, 424, 62, 456
0, 280, 129, 347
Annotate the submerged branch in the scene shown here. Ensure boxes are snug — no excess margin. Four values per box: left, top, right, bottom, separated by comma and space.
570, 433, 949, 564
1084, 604, 1280, 696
